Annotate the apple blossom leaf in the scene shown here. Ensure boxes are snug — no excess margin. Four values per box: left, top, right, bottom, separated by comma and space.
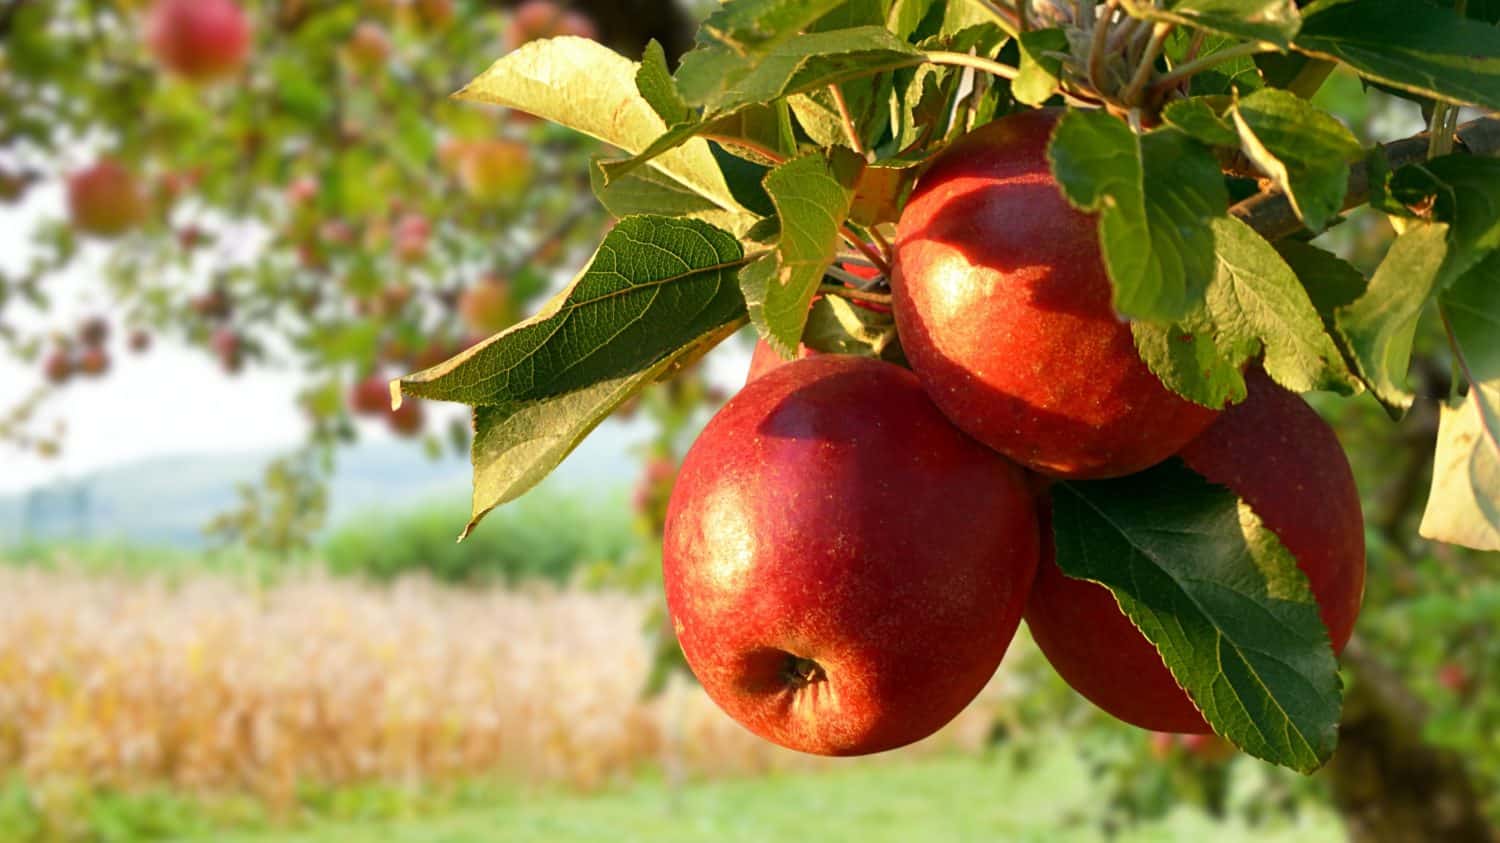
1335, 222, 1452, 416
802, 295, 903, 362
603, 28, 924, 185
1052, 460, 1342, 773
1134, 216, 1360, 409
1014, 28, 1069, 107
1273, 240, 1368, 329
740, 149, 864, 358
637, 40, 692, 127
455, 38, 750, 228
1049, 112, 1226, 321
1419, 381, 1500, 551
1162, 98, 1238, 147
1230, 89, 1363, 232
398, 215, 749, 409
1119, 0, 1301, 48
1294, 0, 1500, 110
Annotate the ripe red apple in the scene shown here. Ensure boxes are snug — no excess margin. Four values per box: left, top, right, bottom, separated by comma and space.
78, 317, 109, 347
212, 327, 244, 373
891, 109, 1219, 479
350, 374, 391, 415
43, 351, 74, 384
458, 277, 514, 334
77, 346, 110, 377
190, 288, 232, 320
387, 398, 424, 436
1437, 663, 1471, 695
145, 0, 252, 82
1024, 370, 1366, 733
505, 1, 597, 50
67, 160, 148, 237
128, 330, 153, 354
664, 355, 1040, 756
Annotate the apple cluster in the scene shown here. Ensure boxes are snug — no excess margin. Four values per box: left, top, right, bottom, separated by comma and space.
662, 110, 1367, 756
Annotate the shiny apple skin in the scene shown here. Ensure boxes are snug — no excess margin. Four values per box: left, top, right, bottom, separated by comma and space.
1025, 370, 1366, 733
891, 109, 1220, 479
664, 355, 1040, 756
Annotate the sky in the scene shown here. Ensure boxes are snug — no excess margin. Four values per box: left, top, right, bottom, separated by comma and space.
0, 178, 749, 497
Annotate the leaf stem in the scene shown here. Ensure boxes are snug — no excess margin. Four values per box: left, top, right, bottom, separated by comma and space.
925, 52, 1102, 107
842, 227, 891, 275
1122, 22, 1173, 106
818, 283, 894, 306
828, 84, 867, 158
1149, 41, 1280, 98
1087, 0, 1119, 93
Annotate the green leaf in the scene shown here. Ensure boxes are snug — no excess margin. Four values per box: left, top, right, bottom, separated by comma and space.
455, 38, 749, 228
1049, 112, 1226, 320
1389, 155, 1500, 284
1335, 221, 1452, 416
1134, 216, 1360, 408
398, 216, 750, 409
741, 150, 864, 358
1162, 97, 1238, 147
637, 40, 692, 126
801, 294, 902, 361
588, 156, 753, 234
1014, 28, 1068, 106
888, 0, 939, 40
1053, 460, 1342, 772
1273, 240, 1368, 338
1121, 0, 1301, 47
1166, 32, 1268, 96
1443, 251, 1500, 384
1230, 89, 1362, 231
1295, 0, 1500, 110
1419, 382, 1500, 551
463, 319, 744, 539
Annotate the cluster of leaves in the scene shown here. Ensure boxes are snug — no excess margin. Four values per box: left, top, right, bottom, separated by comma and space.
400, 0, 1500, 774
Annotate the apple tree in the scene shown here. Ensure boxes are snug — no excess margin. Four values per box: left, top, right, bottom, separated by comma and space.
394, 1, 1500, 839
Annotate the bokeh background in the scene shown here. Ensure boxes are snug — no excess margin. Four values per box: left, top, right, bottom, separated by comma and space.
0, 2, 1494, 842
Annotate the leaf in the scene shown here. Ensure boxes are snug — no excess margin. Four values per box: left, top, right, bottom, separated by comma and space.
1295, 0, 1500, 110
888, 0, 939, 40
588, 156, 753, 234
1134, 216, 1360, 408
398, 216, 750, 409
1389, 155, 1500, 285
849, 161, 920, 226
1162, 97, 1238, 147
1121, 0, 1301, 47
1443, 251, 1500, 384
464, 319, 744, 539
1335, 221, 1452, 416
1053, 460, 1342, 772
801, 294, 902, 360
604, 28, 923, 186
455, 38, 749, 226
741, 150, 864, 358
1230, 88, 1362, 231
1419, 382, 1500, 551
636, 40, 692, 126
1273, 240, 1368, 328
1049, 112, 1226, 320
1014, 28, 1068, 106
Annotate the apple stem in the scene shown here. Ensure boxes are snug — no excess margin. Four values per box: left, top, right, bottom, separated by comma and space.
783, 656, 826, 688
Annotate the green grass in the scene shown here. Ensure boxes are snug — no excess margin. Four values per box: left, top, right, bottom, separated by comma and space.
177, 753, 1339, 843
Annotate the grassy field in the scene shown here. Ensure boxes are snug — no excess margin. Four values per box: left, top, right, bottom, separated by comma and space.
196, 753, 1341, 843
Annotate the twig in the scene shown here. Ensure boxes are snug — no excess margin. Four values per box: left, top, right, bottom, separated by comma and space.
1120, 22, 1172, 107
1149, 41, 1279, 98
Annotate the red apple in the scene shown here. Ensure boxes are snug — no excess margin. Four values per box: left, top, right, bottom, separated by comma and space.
891, 109, 1219, 479
505, 1, 597, 50
43, 351, 74, 384
350, 373, 391, 415
1437, 663, 1471, 695
394, 213, 430, 262
387, 398, 424, 436
128, 330, 153, 353
1024, 370, 1366, 733
77, 346, 110, 377
78, 317, 110, 347
212, 327, 244, 373
145, 0, 252, 82
67, 160, 148, 237
285, 176, 319, 207
347, 21, 391, 68
451, 139, 532, 203
664, 355, 1040, 756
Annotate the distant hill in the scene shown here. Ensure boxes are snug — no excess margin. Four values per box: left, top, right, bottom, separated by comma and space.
0, 419, 654, 548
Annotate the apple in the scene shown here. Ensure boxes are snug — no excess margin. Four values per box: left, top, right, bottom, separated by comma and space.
190, 288, 232, 320
1180, 733, 1237, 763
78, 317, 110, 347
77, 346, 110, 377
663, 355, 1040, 756
212, 327, 244, 373
347, 21, 391, 69
128, 330, 153, 354
43, 351, 74, 384
453, 139, 532, 203
1024, 369, 1366, 733
285, 176, 319, 208
394, 213, 430, 262
350, 373, 391, 415
505, 1, 597, 50
145, 0, 252, 82
387, 398, 424, 436
67, 160, 148, 237
413, 0, 455, 30
890, 109, 1220, 479
458, 276, 514, 334
1437, 663, 1471, 695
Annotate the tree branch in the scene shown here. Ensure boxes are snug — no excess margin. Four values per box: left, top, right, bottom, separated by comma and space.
1232, 117, 1500, 242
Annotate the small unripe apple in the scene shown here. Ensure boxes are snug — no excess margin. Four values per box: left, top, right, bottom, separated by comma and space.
43, 351, 75, 384
347, 21, 392, 69
505, 1, 597, 50
891, 109, 1219, 479
67, 160, 148, 237
458, 276, 514, 334
350, 373, 391, 415
77, 346, 110, 377
145, 0, 252, 82
387, 398, 424, 436
1024, 370, 1366, 733
664, 355, 1040, 756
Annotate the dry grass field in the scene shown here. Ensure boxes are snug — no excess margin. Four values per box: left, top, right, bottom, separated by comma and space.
0, 568, 1022, 816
